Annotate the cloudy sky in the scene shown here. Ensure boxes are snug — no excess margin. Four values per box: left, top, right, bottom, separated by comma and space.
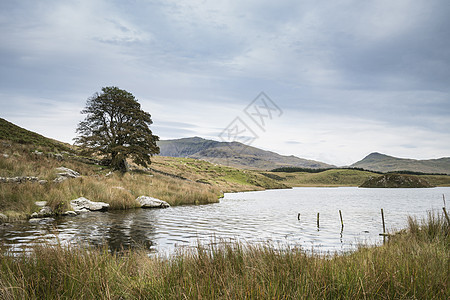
1, 0, 449, 166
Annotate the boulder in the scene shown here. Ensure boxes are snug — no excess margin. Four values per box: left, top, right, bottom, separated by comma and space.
137, 196, 170, 208
35, 201, 47, 207
70, 197, 109, 213
54, 167, 81, 183
30, 206, 53, 218
56, 167, 80, 178
0, 213, 7, 223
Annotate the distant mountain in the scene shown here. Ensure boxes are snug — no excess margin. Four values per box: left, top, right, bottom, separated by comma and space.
157, 137, 335, 170
351, 152, 450, 174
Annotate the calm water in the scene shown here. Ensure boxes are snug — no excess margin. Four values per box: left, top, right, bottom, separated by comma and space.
1, 187, 448, 255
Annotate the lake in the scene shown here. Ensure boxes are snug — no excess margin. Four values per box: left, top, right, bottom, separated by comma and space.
1, 187, 448, 255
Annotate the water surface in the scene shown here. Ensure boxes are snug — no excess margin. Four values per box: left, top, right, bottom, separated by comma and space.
1, 187, 448, 255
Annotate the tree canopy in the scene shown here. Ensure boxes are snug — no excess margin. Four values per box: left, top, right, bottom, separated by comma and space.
74, 86, 159, 172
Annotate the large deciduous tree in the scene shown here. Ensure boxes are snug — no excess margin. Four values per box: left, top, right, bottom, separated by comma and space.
74, 86, 159, 172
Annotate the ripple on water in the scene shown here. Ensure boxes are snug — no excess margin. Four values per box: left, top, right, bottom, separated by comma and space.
0, 187, 448, 255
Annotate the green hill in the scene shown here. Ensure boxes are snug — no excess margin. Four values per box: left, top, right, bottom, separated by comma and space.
351, 152, 450, 175
157, 137, 335, 170
0, 118, 70, 152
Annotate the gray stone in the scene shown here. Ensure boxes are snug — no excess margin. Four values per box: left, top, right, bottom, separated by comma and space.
53, 176, 68, 183
29, 217, 54, 224
37, 206, 53, 217
62, 211, 77, 216
70, 197, 109, 212
137, 196, 170, 209
33, 150, 43, 156
2, 153, 9, 158
39, 180, 48, 185
56, 167, 80, 178
35, 201, 48, 207
0, 213, 7, 223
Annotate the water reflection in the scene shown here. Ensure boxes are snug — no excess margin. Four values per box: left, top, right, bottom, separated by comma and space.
1, 187, 448, 255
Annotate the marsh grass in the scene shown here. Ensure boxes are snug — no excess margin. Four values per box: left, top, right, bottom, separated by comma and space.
0, 213, 448, 299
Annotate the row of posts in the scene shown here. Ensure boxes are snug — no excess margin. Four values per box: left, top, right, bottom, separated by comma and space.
297, 194, 449, 236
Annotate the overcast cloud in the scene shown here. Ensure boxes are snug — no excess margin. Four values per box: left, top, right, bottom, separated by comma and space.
1, 0, 449, 165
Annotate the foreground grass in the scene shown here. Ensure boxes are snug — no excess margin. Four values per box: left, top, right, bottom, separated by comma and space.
0, 213, 448, 299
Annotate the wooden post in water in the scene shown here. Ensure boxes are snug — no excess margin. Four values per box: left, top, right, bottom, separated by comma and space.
443, 194, 446, 207
443, 207, 450, 224
317, 213, 320, 228
381, 208, 386, 234
297, 213, 301, 221
339, 210, 344, 229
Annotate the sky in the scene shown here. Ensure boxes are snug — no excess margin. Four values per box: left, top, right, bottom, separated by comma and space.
1, 0, 449, 166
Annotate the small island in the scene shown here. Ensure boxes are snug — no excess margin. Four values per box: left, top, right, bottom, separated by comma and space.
360, 173, 434, 188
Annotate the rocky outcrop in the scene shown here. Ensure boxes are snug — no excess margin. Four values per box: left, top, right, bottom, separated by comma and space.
0, 176, 39, 183
54, 167, 81, 183
360, 174, 433, 188
70, 197, 110, 213
30, 206, 53, 218
137, 196, 170, 208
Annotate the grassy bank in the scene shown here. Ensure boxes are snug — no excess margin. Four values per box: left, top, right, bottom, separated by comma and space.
0, 141, 285, 220
0, 213, 448, 299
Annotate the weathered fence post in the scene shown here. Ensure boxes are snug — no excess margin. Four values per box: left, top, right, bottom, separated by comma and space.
297, 213, 301, 221
443, 207, 450, 224
339, 210, 344, 229
381, 208, 386, 234
317, 213, 320, 228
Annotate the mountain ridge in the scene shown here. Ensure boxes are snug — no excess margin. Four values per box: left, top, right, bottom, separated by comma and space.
157, 137, 335, 170
351, 152, 450, 174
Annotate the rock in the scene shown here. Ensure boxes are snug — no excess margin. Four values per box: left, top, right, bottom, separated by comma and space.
2, 153, 9, 158
29, 217, 54, 224
62, 211, 77, 216
35, 201, 48, 207
137, 196, 170, 209
33, 150, 43, 156
56, 167, 80, 178
53, 176, 68, 183
30, 206, 53, 219
0, 176, 39, 184
70, 197, 109, 212
47, 153, 64, 161
39, 180, 48, 185
0, 213, 7, 223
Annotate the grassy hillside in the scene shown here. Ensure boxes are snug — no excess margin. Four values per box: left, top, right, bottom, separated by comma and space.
0, 118, 71, 152
0, 140, 286, 220
0, 120, 287, 220
351, 152, 450, 174
158, 137, 335, 170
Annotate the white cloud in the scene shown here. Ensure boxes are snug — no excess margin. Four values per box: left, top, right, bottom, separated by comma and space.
0, 0, 449, 164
